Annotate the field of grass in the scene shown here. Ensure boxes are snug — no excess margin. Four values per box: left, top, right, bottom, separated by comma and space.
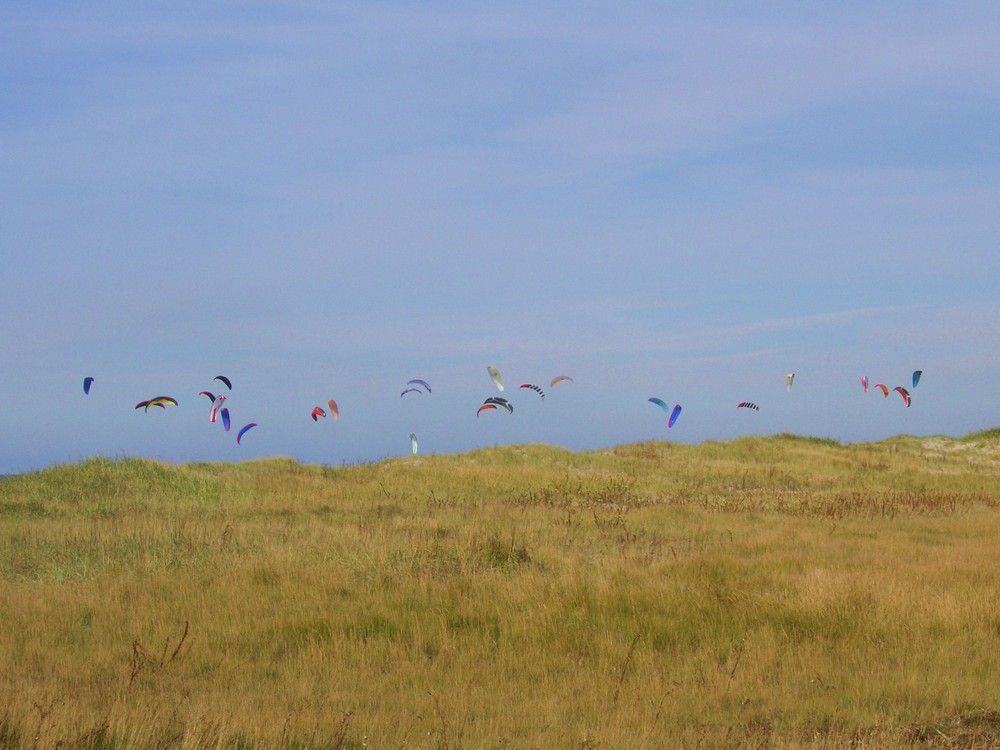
2, 431, 1000, 748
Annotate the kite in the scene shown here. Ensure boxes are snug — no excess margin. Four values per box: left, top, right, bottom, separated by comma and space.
210, 395, 227, 423
874, 383, 889, 397
214, 375, 232, 390
400, 388, 423, 397
487, 365, 504, 392
786, 373, 795, 392
198, 391, 216, 403
83, 377, 94, 395
894, 386, 911, 407
648, 397, 671, 415
236, 423, 257, 445
327, 399, 339, 420
407, 379, 432, 393
550, 375, 573, 387
409, 433, 418, 455
220, 407, 231, 432
649, 398, 681, 428
519, 384, 546, 399
912, 371, 922, 389
137, 396, 177, 411
148, 396, 177, 409
484, 396, 513, 414
860, 375, 869, 393
737, 402, 760, 411
311, 406, 327, 421
477, 404, 498, 418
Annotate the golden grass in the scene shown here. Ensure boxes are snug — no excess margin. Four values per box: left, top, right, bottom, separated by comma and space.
1, 433, 999, 748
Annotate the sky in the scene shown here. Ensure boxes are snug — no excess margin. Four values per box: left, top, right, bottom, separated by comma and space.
2, 2, 999, 473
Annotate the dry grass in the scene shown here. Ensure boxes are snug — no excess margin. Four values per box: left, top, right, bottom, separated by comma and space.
1, 433, 999, 748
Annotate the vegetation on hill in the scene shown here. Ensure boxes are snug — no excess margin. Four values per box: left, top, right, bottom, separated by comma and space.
1, 432, 999, 748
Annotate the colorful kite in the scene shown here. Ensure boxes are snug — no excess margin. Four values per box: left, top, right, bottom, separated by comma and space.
483, 397, 513, 414
136, 396, 178, 411
210, 395, 227, 423
519, 384, 546, 399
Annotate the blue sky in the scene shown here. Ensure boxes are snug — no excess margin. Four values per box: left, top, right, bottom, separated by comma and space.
2, 2, 999, 472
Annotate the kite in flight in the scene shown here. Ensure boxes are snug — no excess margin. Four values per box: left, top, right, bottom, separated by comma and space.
483, 397, 513, 414
236, 423, 257, 445
648, 397, 670, 414
136, 396, 178, 411
487, 366, 504, 392
648, 398, 682, 427
210, 395, 227, 423
737, 402, 760, 411
550, 375, 573, 387
519, 384, 545, 399
83, 377, 94, 395
214, 375, 232, 390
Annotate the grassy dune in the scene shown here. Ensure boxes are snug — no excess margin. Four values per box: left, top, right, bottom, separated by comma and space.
1, 432, 1000, 748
